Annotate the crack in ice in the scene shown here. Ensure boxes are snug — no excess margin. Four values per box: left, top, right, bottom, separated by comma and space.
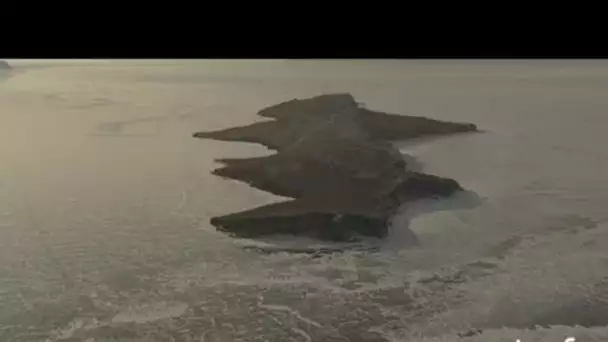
258, 303, 323, 329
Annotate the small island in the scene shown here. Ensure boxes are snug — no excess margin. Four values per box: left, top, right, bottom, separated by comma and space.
194, 93, 479, 242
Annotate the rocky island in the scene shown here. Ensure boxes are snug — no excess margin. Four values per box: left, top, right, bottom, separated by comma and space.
194, 93, 478, 242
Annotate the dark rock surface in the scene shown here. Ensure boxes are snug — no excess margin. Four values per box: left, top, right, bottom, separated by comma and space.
194, 93, 478, 241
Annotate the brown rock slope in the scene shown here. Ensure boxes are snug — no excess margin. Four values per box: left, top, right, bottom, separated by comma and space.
194, 93, 478, 241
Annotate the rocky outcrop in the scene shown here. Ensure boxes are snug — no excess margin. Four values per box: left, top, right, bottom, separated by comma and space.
0, 60, 11, 70
194, 93, 478, 241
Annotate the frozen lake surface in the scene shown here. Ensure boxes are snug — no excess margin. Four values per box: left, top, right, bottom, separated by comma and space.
1, 60, 608, 341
